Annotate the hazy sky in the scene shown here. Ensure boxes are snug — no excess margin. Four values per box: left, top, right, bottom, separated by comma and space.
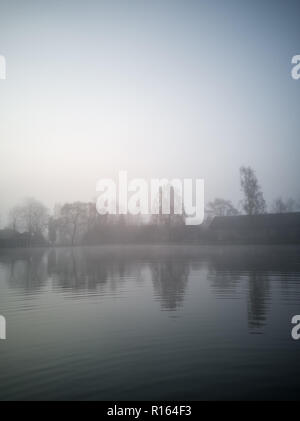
0, 0, 300, 221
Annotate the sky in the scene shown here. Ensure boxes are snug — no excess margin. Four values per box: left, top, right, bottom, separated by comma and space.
0, 0, 300, 222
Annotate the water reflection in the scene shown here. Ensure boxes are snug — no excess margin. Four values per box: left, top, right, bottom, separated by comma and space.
206, 246, 300, 332
47, 248, 150, 295
150, 259, 189, 311
47, 248, 190, 310
1, 245, 300, 401
207, 266, 241, 297
48, 248, 109, 291
1, 245, 300, 330
246, 273, 269, 332
0, 248, 48, 293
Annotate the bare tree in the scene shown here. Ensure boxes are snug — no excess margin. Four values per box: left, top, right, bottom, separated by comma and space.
9, 198, 49, 235
206, 198, 239, 219
22, 198, 49, 236
240, 166, 266, 215
271, 197, 299, 213
8, 205, 23, 231
59, 202, 88, 246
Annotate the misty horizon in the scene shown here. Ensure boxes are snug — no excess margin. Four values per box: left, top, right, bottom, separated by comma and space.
1, 0, 300, 223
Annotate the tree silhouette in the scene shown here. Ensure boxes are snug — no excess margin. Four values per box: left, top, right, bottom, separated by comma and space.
240, 166, 266, 215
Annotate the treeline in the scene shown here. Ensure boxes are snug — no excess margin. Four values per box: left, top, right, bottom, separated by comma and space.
1, 166, 300, 247
4, 198, 188, 247
205, 166, 300, 220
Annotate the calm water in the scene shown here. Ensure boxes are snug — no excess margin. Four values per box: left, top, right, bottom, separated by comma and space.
1, 244, 300, 400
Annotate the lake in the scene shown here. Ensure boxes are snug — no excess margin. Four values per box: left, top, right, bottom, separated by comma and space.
0, 244, 300, 400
